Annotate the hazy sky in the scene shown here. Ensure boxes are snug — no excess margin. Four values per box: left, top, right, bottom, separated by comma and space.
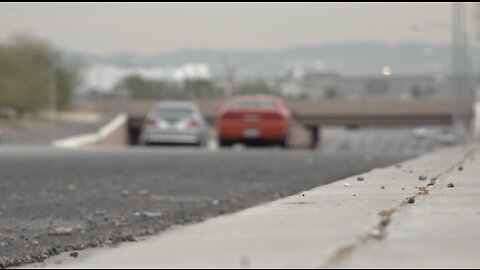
0, 2, 471, 54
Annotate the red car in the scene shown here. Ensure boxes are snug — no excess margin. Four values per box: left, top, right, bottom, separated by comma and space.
216, 95, 291, 148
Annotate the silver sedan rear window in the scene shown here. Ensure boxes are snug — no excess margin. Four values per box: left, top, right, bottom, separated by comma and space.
154, 108, 194, 118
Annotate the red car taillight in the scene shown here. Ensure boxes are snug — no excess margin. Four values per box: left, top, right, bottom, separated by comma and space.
187, 119, 199, 129
145, 118, 157, 127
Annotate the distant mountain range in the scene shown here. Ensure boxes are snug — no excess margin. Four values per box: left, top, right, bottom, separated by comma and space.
71, 42, 480, 78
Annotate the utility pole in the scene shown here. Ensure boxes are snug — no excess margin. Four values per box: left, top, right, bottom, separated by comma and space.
451, 2, 475, 144
223, 53, 235, 97
49, 60, 58, 142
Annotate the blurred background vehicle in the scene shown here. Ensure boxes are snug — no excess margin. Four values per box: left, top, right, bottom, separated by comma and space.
412, 127, 429, 139
139, 101, 208, 146
216, 95, 291, 148
436, 127, 456, 145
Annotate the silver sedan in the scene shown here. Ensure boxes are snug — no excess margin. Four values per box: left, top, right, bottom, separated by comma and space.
140, 102, 209, 146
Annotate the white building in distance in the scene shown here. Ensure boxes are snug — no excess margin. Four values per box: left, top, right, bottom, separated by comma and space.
80, 63, 211, 93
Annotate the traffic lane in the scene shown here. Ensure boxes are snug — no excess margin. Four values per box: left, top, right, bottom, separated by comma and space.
0, 147, 406, 268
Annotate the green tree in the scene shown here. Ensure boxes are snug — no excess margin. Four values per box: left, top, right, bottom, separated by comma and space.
116, 76, 224, 100
184, 79, 224, 99
324, 86, 338, 99
0, 33, 79, 115
115, 75, 183, 99
235, 80, 277, 96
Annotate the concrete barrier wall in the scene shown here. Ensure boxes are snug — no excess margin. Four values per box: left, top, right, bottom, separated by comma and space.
53, 113, 127, 148
96, 118, 127, 146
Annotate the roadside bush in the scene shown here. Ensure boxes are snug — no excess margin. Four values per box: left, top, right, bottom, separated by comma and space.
0, 34, 80, 115
115, 75, 224, 100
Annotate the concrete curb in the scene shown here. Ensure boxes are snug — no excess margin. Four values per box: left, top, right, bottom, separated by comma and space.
52, 113, 127, 148
334, 144, 479, 268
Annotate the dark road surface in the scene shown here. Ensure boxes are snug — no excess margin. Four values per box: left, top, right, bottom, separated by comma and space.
0, 146, 408, 268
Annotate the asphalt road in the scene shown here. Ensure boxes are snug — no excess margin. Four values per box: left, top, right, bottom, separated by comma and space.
0, 145, 412, 269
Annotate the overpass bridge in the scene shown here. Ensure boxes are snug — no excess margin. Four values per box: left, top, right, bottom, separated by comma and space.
126, 99, 453, 148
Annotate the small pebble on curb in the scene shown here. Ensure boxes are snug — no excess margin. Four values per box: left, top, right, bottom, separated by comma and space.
69, 252, 78, 258
407, 197, 415, 204
357, 176, 364, 181
447, 183, 455, 188
344, 183, 350, 187
458, 166, 463, 171
380, 186, 385, 190
380, 217, 390, 227
419, 175, 427, 181
369, 228, 384, 239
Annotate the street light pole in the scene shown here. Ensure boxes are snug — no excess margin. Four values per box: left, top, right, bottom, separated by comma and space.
49, 60, 58, 142
451, 2, 475, 144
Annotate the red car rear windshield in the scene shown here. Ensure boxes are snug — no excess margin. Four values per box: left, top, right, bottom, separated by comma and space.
229, 100, 278, 110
